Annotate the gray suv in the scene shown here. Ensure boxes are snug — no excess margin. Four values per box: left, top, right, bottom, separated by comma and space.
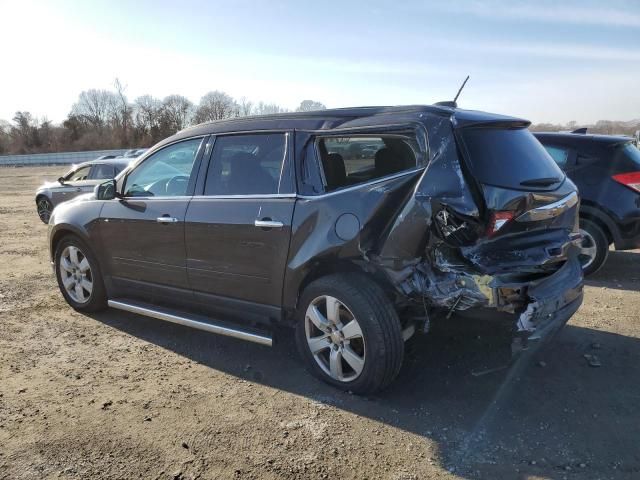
35, 158, 131, 223
47, 105, 584, 393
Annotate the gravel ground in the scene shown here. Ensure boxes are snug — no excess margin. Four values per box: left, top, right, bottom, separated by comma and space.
1, 166, 639, 480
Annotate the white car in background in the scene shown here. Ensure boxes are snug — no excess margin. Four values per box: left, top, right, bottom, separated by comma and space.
34, 158, 132, 223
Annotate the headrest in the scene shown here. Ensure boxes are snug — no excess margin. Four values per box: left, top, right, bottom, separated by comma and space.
374, 148, 397, 176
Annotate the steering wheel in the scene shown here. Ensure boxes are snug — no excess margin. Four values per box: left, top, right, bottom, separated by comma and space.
165, 175, 189, 196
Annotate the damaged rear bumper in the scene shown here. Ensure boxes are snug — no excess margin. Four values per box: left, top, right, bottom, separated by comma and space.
513, 252, 583, 340
397, 248, 584, 340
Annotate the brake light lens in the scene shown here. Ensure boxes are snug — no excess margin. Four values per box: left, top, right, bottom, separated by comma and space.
487, 211, 515, 237
612, 172, 640, 193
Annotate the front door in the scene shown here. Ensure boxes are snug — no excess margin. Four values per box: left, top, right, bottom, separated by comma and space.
99, 137, 206, 296
53, 164, 96, 205
185, 133, 295, 314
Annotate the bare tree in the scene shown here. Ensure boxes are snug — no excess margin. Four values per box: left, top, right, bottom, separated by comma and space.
253, 102, 287, 115
238, 97, 254, 117
112, 78, 133, 146
10, 111, 39, 152
194, 91, 238, 123
0, 119, 10, 154
161, 95, 194, 133
296, 100, 326, 112
134, 95, 162, 135
71, 89, 118, 129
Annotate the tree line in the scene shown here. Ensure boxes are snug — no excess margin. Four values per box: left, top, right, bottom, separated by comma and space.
529, 119, 640, 136
1, 80, 638, 155
0, 79, 326, 155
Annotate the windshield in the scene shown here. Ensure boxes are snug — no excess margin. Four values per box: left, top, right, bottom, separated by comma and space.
461, 127, 565, 190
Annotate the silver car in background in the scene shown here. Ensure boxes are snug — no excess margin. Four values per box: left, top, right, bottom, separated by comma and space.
35, 158, 132, 223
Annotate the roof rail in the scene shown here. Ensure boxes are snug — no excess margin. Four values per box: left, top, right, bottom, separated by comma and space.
571, 127, 588, 134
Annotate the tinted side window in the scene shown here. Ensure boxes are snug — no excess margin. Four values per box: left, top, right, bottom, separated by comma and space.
124, 138, 202, 197
90, 164, 116, 179
543, 146, 570, 168
204, 134, 287, 195
317, 135, 418, 192
66, 165, 91, 181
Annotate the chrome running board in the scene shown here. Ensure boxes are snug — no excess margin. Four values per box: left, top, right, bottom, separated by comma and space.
107, 299, 273, 347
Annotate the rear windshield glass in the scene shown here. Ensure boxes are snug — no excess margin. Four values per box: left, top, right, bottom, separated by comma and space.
461, 127, 565, 188
613, 143, 640, 168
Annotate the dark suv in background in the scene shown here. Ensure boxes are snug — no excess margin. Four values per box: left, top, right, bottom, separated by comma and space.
534, 130, 640, 274
48, 105, 583, 393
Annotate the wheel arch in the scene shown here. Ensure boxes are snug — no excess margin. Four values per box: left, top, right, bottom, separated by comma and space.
50, 224, 91, 262
284, 258, 398, 325
35, 193, 51, 204
579, 204, 617, 245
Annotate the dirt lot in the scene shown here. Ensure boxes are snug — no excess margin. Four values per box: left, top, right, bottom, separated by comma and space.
1, 166, 639, 480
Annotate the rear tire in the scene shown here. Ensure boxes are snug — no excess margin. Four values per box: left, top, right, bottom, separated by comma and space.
295, 273, 404, 394
579, 219, 609, 276
54, 235, 107, 312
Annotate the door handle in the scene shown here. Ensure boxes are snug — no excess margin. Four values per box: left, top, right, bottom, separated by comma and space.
157, 216, 179, 223
254, 219, 284, 229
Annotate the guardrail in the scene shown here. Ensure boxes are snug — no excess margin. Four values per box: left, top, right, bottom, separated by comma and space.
0, 149, 130, 166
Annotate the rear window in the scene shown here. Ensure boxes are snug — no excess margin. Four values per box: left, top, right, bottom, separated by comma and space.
613, 143, 640, 169
461, 128, 564, 189
543, 145, 570, 169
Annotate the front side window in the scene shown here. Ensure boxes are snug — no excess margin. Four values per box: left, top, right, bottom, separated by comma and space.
543, 145, 570, 169
204, 133, 287, 195
90, 164, 116, 180
65, 165, 91, 181
317, 134, 419, 192
123, 137, 202, 197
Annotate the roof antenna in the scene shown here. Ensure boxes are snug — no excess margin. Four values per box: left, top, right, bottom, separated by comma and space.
435, 75, 469, 108
453, 75, 470, 104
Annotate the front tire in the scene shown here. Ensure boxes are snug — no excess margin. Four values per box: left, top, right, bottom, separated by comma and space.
36, 196, 53, 224
54, 235, 107, 312
579, 219, 609, 276
295, 274, 404, 394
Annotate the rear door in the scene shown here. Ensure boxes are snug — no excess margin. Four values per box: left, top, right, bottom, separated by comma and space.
99, 137, 206, 293
185, 132, 295, 316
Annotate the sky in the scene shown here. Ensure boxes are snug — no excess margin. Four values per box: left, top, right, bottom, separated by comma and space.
1, 0, 639, 125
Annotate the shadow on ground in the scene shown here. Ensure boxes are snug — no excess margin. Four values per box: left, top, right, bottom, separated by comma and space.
586, 250, 640, 293
89, 308, 640, 479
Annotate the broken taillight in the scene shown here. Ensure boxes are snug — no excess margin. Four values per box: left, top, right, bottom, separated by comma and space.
487, 211, 515, 237
612, 172, 640, 193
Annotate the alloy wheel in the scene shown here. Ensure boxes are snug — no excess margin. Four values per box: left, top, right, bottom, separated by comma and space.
304, 295, 366, 382
37, 199, 52, 223
578, 228, 597, 270
59, 245, 93, 304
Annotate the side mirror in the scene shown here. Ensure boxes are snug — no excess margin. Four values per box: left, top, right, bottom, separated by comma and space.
95, 179, 118, 200
58, 176, 66, 185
